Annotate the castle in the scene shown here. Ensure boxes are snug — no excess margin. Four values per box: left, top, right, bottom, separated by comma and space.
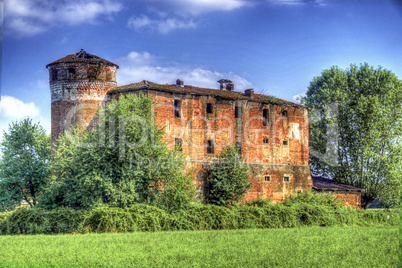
47, 50, 362, 206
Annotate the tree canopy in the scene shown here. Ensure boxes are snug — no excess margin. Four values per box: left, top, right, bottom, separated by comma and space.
41, 94, 195, 211
303, 63, 402, 209
0, 118, 51, 212
206, 145, 251, 206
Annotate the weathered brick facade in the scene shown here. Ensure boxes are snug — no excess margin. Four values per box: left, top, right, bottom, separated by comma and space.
46, 50, 118, 149
47, 50, 314, 203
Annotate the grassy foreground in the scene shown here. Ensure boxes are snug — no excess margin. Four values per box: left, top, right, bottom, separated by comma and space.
0, 226, 398, 268
400, 209, 402, 267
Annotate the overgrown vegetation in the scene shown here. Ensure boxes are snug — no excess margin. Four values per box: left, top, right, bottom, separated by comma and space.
205, 145, 251, 206
303, 63, 402, 208
0, 119, 51, 212
40, 94, 195, 211
0, 192, 397, 235
400, 208, 402, 267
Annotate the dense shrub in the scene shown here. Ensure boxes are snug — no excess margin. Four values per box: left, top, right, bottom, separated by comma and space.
247, 198, 272, 207
0, 207, 84, 235
80, 204, 172, 233
0, 194, 398, 235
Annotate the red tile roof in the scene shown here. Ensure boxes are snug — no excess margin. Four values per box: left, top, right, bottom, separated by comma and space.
109, 80, 309, 109
46, 49, 119, 68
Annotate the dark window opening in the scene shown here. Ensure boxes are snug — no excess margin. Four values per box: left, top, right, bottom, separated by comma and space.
106, 71, 112, 81
263, 108, 269, 126
206, 103, 213, 114
68, 68, 76, 79
283, 140, 288, 145
175, 138, 183, 151
174, 99, 181, 118
235, 106, 242, 118
284, 176, 290, 182
51, 70, 58, 81
263, 138, 269, 144
236, 142, 242, 154
282, 110, 288, 118
207, 140, 214, 154
88, 70, 97, 79
264, 176, 271, 182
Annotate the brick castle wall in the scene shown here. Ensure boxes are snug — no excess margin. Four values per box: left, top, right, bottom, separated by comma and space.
48, 52, 312, 203
109, 89, 312, 202
48, 62, 117, 149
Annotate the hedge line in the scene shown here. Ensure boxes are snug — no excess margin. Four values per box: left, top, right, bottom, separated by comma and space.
0, 201, 398, 235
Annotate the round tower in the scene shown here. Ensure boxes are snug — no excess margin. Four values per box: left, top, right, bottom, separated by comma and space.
46, 49, 119, 149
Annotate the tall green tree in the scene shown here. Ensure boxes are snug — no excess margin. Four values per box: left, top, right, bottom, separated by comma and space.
303, 63, 402, 209
42, 94, 195, 210
0, 118, 51, 211
206, 145, 251, 206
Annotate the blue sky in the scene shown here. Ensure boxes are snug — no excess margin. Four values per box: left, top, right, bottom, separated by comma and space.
1, 0, 401, 140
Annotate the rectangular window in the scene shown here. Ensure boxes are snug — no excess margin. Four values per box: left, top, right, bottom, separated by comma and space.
263, 108, 269, 126
263, 138, 269, 144
174, 99, 181, 118
175, 138, 182, 151
207, 140, 214, 154
236, 142, 242, 154
206, 103, 213, 114
282, 110, 288, 118
235, 106, 242, 118
264, 176, 271, 182
283, 140, 288, 145
284, 176, 290, 182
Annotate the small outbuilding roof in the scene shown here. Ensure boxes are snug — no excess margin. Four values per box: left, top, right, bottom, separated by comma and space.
312, 175, 364, 192
46, 49, 119, 68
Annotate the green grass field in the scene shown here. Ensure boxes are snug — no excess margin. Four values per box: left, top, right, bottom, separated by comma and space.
400, 209, 402, 268
0, 226, 398, 268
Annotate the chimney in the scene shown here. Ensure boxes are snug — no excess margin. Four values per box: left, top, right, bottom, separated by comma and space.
176, 79, 184, 87
245, 88, 254, 97
218, 79, 234, 91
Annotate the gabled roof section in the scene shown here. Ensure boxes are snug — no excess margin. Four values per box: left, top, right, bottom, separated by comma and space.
109, 80, 309, 109
312, 175, 364, 192
46, 49, 119, 68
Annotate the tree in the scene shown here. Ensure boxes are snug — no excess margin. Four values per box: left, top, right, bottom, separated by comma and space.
302, 63, 402, 209
41, 94, 195, 210
0, 118, 51, 211
205, 145, 251, 206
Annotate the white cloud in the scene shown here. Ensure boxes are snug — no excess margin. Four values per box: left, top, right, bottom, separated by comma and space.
292, 92, 306, 103
0, 95, 40, 118
116, 51, 252, 91
126, 0, 251, 33
0, 96, 51, 143
127, 15, 197, 33
144, 0, 249, 15
4, 0, 122, 36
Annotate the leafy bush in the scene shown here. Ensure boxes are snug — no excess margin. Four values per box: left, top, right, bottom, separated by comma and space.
44, 94, 195, 210
205, 145, 251, 206
0, 207, 84, 235
283, 190, 343, 210
0, 198, 398, 235
247, 198, 272, 207
80, 204, 171, 233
